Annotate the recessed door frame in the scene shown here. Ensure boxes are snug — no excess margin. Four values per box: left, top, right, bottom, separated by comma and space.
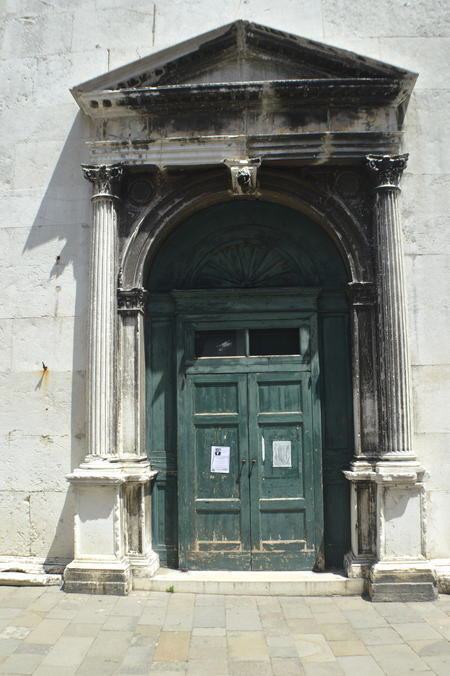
174, 287, 324, 570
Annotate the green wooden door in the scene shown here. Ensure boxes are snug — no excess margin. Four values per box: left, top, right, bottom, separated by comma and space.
248, 372, 317, 570
179, 355, 321, 570
179, 373, 251, 569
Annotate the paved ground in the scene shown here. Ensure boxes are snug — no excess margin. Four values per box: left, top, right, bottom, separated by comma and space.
0, 587, 450, 675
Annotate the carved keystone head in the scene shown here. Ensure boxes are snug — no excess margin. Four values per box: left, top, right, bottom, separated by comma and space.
223, 158, 261, 195
236, 168, 252, 191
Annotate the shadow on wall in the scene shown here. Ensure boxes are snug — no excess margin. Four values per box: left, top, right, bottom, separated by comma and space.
21, 110, 90, 570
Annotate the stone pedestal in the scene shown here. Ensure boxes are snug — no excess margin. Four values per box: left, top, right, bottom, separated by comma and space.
369, 462, 436, 601
64, 165, 159, 595
64, 458, 157, 594
345, 461, 437, 600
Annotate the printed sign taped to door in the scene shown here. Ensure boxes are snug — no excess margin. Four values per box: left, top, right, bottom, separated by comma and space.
211, 446, 230, 473
272, 440, 292, 468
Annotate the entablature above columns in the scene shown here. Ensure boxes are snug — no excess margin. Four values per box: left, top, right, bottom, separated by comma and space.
87, 132, 403, 169
71, 21, 416, 171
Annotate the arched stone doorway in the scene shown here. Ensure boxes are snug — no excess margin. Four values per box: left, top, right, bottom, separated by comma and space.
65, 22, 436, 600
145, 200, 353, 570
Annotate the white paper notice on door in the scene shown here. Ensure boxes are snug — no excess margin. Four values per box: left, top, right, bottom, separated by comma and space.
210, 446, 230, 473
272, 441, 292, 468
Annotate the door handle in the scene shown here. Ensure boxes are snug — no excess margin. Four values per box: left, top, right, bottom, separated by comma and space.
237, 459, 246, 481
249, 458, 256, 476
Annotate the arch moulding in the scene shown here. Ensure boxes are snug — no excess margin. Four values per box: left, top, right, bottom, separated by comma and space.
121, 169, 372, 289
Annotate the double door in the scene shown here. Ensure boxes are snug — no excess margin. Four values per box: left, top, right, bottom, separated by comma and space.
178, 367, 321, 570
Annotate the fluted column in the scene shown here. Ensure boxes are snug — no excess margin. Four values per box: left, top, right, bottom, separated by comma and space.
366, 154, 413, 460
82, 164, 123, 458
117, 287, 148, 458
344, 157, 435, 600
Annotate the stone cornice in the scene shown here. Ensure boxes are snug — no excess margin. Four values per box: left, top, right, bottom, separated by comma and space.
78, 78, 407, 119
82, 163, 124, 197
366, 154, 408, 190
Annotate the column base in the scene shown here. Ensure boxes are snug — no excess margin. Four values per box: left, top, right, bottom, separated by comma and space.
130, 551, 160, 579
344, 551, 374, 579
369, 562, 437, 602
434, 561, 450, 594
64, 560, 131, 596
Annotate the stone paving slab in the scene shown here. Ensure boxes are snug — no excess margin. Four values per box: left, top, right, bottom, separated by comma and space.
0, 587, 448, 674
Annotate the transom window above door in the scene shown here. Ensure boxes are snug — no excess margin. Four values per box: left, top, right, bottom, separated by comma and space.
194, 328, 302, 358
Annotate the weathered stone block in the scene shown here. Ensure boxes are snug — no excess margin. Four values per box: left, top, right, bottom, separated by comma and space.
0, 433, 74, 493
402, 173, 450, 255
406, 254, 450, 366
0, 319, 12, 372
2, 11, 73, 58
406, 91, 450, 174
323, 0, 450, 37
2, 265, 86, 320
412, 365, 450, 435
414, 433, 450, 491
0, 56, 36, 106
11, 317, 87, 372
425, 490, 450, 559
29, 490, 75, 560
0, 371, 86, 439
64, 563, 131, 595
0, 492, 31, 556
369, 562, 438, 602
384, 487, 422, 560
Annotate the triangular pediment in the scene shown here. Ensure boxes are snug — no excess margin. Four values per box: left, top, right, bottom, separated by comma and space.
72, 20, 416, 96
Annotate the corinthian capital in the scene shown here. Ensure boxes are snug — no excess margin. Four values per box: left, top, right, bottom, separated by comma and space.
366, 154, 408, 189
117, 287, 147, 314
82, 164, 123, 196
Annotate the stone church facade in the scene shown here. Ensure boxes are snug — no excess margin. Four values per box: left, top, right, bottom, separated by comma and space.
1, 2, 449, 601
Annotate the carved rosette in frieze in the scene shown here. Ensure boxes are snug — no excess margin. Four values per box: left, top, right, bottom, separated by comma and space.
127, 176, 155, 206
118, 287, 147, 314
335, 170, 361, 198
82, 163, 124, 197
366, 154, 408, 190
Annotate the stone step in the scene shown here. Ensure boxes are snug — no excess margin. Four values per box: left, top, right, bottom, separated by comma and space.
0, 572, 62, 587
133, 569, 365, 596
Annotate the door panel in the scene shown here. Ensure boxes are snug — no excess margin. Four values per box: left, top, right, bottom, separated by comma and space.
180, 370, 320, 569
180, 373, 251, 569
249, 372, 318, 569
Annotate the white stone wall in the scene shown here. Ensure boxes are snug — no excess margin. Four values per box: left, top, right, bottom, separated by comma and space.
1, 0, 449, 563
